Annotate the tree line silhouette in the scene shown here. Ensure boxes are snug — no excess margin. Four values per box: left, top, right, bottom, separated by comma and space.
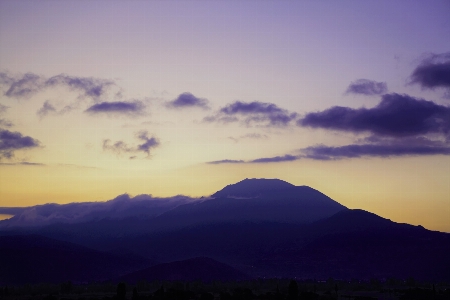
2, 278, 450, 300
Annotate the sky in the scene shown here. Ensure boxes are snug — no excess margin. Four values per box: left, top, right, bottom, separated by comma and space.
0, 1, 449, 231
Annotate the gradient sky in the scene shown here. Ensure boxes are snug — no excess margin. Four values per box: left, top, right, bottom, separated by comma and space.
1, 1, 449, 231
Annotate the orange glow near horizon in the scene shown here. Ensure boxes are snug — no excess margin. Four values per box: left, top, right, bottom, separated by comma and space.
1, 155, 449, 232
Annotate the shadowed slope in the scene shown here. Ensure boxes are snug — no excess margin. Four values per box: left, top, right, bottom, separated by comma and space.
253, 210, 450, 280
118, 257, 249, 283
0, 235, 153, 285
153, 179, 347, 228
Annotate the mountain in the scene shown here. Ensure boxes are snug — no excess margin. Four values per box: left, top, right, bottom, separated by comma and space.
147, 179, 347, 229
1, 179, 449, 283
0, 235, 153, 285
212, 178, 296, 198
99, 209, 449, 281
254, 210, 450, 280
118, 257, 249, 283
0, 179, 346, 238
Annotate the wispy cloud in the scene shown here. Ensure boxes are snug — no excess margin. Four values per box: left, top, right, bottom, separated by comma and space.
0, 194, 197, 228
207, 154, 299, 164
210, 131, 450, 163
228, 133, 269, 143
249, 154, 299, 163
0, 72, 15, 87
103, 131, 159, 159
166, 92, 209, 109
4, 73, 43, 99
0, 104, 12, 127
85, 100, 146, 117
0, 161, 45, 166
36, 100, 75, 119
0, 119, 12, 127
0, 129, 41, 160
37, 101, 57, 119
345, 79, 387, 96
207, 159, 245, 164
204, 101, 297, 127
301, 137, 450, 160
0, 72, 115, 100
45, 74, 115, 99
0, 104, 9, 115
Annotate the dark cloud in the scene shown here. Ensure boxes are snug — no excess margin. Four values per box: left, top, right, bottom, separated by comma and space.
207, 159, 245, 164
210, 139, 450, 163
298, 93, 450, 137
345, 79, 388, 95
220, 101, 277, 114
85, 100, 145, 116
250, 154, 299, 163
210, 134, 450, 163
0, 129, 41, 159
301, 137, 450, 160
166, 92, 209, 109
1, 72, 115, 99
103, 131, 159, 158
136, 131, 159, 155
205, 101, 297, 127
410, 52, 450, 90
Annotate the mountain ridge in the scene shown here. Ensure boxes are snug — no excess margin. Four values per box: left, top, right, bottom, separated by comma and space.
118, 257, 249, 283
1, 179, 449, 282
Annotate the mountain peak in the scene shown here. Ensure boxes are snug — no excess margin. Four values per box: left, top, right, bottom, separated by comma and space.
212, 178, 295, 198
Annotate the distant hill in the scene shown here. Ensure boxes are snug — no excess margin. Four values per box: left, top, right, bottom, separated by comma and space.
255, 210, 450, 280
118, 257, 249, 283
0, 235, 153, 285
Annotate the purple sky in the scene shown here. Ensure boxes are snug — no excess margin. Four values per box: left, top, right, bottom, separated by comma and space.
0, 1, 450, 232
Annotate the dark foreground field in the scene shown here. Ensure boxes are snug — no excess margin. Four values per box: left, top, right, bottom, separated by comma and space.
1, 278, 450, 300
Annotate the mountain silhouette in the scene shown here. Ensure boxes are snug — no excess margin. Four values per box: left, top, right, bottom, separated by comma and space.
257, 210, 450, 280
212, 178, 296, 198
0, 178, 449, 283
2, 179, 347, 238
118, 257, 249, 283
0, 235, 153, 285
149, 178, 347, 229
